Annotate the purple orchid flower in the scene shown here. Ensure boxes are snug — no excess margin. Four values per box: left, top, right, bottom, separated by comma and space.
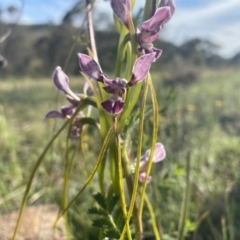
137, 0, 175, 60
137, 143, 166, 183
78, 53, 155, 115
45, 66, 84, 137
111, 0, 175, 61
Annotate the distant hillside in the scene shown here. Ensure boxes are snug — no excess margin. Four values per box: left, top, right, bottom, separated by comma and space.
0, 24, 238, 78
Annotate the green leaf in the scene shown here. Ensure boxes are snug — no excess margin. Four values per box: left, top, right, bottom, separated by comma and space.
92, 217, 112, 228
81, 96, 97, 108
104, 229, 120, 239
79, 117, 99, 128
113, 207, 125, 231
93, 192, 107, 210
108, 195, 119, 213
88, 207, 107, 216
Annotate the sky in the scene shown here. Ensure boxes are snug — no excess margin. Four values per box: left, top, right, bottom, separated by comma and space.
1, 0, 240, 58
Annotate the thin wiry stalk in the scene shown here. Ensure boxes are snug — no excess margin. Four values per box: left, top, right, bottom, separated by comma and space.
114, 116, 132, 240
139, 74, 158, 218
120, 75, 150, 240
144, 194, 161, 240
52, 125, 114, 227
12, 120, 69, 240
177, 152, 191, 240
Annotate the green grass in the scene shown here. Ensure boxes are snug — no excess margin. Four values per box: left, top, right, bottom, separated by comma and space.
1, 68, 240, 239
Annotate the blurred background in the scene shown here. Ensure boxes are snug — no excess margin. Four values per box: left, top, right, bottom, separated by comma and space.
1, 0, 240, 239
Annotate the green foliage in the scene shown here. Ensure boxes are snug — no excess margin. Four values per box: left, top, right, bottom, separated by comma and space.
2, 67, 240, 239
88, 193, 132, 239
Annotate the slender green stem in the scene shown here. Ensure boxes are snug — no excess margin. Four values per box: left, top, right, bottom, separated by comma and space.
144, 194, 161, 240
120, 74, 149, 240
61, 121, 74, 240
221, 217, 228, 240
139, 74, 158, 218
52, 125, 114, 227
114, 116, 132, 240
12, 120, 69, 240
122, 148, 142, 240
177, 152, 191, 240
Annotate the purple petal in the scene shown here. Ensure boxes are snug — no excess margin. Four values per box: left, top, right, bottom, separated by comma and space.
137, 46, 162, 61
61, 105, 75, 119
66, 96, 80, 106
152, 143, 166, 162
137, 142, 166, 172
128, 53, 155, 86
45, 110, 63, 119
52, 66, 70, 94
71, 125, 81, 137
111, 0, 131, 27
103, 78, 127, 95
159, 0, 176, 17
152, 47, 163, 60
78, 53, 104, 82
101, 97, 124, 115
141, 33, 159, 43
139, 172, 152, 183
140, 7, 171, 33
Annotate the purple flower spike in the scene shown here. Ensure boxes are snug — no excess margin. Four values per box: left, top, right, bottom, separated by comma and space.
128, 53, 155, 86
137, 143, 166, 183
78, 53, 104, 82
111, 0, 131, 27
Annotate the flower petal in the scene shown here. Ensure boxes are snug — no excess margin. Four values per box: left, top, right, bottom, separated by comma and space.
52, 66, 70, 94
66, 96, 80, 106
103, 78, 127, 95
111, 0, 131, 27
101, 97, 124, 115
128, 53, 155, 86
152, 143, 166, 162
71, 125, 81, 137
159, 0, 176, 17
61, 105, 75, 119
139, 172, 152, 183
138, 46, 162, 61
45, 110, 63, 119
78, 53, 104, 82
140, 7, 171, 33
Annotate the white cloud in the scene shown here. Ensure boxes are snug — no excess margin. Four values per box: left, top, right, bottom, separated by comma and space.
2, 0, 240, 57
162, 0, 240, 57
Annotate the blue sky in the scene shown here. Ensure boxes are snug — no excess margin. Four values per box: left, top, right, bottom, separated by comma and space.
1, 0, 240, 58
